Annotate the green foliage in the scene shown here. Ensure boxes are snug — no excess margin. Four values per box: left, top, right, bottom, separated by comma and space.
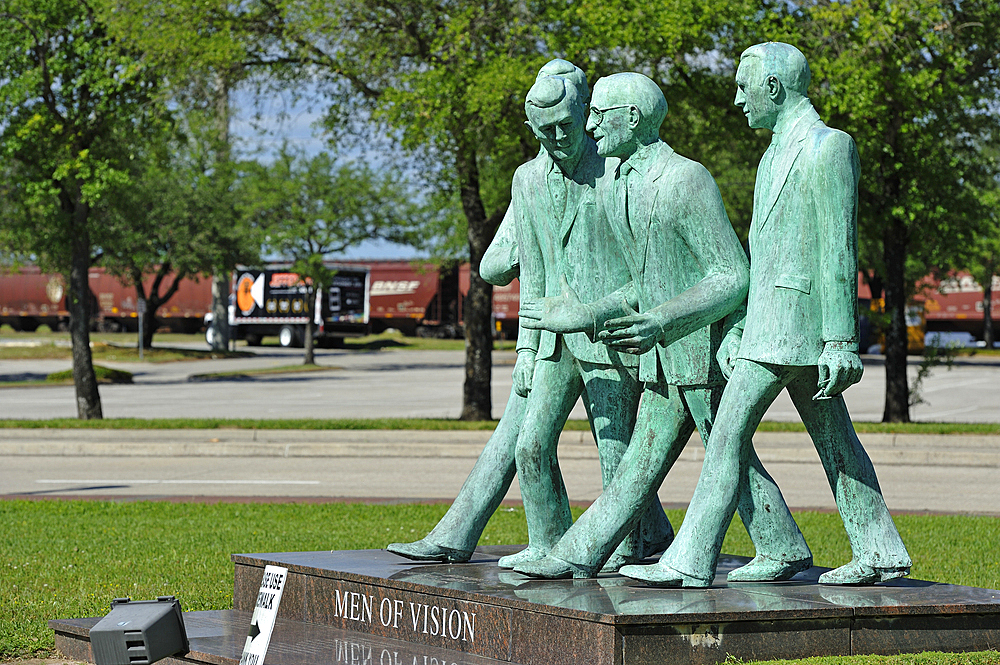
243, 145, 426, 263
0, 0, 167, 270
778, 0, 1000, 283
1, 501, 997, 660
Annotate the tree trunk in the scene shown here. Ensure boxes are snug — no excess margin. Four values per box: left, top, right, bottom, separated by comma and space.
210, 273, 231, 350
68, 225, 103, 419
209, 68, 233, 352
304, 286, 316, 365
141, 312, 156, 350
456, 146, 493, 421
882, 225, 910, 422
983, 272, 994, 349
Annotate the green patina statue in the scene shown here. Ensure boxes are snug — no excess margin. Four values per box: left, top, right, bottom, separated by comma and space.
387, 59, 670, 567
515, 72, 811, 580
619, 42, 911, 587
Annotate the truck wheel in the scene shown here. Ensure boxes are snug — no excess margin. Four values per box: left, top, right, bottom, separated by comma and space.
278, 326, 300, 348
245, 333, 262, 347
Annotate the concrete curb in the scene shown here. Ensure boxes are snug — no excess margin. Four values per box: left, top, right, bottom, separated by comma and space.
0, 428, 997, 467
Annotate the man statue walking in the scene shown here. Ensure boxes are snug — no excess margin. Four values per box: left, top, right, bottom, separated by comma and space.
620, 43, 911, 587
515, 72, 811, 580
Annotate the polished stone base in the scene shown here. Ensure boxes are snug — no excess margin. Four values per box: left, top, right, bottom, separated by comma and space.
51, 546, 1000, 665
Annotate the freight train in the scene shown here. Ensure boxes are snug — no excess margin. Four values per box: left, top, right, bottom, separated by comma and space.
0, 262, 522, 341
5, 263, 991, 347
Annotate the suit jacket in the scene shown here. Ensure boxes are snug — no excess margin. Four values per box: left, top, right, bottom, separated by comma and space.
514, 137, 636, 367
481, 205, 518, 287
737, 104, 860, 366
599, 141, 749, 385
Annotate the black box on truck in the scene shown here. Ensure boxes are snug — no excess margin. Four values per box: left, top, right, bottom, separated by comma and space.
225, 265, 369, 347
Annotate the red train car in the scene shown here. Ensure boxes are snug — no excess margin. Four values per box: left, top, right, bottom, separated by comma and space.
922, 273, 1000, 339
342, 260, 520, 338
0, 266, 211, 333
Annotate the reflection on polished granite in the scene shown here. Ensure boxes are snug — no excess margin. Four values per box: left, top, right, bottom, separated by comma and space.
51, 548, 1000, 665
232, 546, 1000, 625
51, 610, 518, 665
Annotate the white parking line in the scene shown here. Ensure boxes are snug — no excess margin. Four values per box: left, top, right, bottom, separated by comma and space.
36, 479, 321, 485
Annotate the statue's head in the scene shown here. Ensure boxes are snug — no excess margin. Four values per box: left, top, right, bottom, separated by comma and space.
735, 42, 810, 130
536, 59, 590, 109
525, 75, 587, 165
586, 72, 667, 159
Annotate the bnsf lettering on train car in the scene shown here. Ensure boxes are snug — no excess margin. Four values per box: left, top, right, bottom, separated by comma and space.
370, 280, 422, 296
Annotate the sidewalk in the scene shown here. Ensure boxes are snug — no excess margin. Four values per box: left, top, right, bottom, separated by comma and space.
2, 428, 998, 468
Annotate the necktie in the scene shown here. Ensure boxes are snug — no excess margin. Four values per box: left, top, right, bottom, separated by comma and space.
618, 161, 635, 237
547, 167, 567, 220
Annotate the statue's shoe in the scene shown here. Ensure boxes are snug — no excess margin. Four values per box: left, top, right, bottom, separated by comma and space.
818, 560, 910, 585
727, 555, 813, 582
515, 555, 592, 580
618, 563, 712, 588
386, 539, 472, 563
497, 547, 546, 569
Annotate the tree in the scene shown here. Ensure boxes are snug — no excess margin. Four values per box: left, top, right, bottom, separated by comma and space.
224, 0, 546, 419
783, 0, 1000, 421
0, 0, 166, 418
965, 184, 1000, 349
551, 0, 1000, 422
97, 117, 260, 349
241, 146, 427, 364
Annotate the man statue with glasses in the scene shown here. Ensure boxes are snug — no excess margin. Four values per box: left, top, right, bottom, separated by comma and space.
516, 72, 812, 580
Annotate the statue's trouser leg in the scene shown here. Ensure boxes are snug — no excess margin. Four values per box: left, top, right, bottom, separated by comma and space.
514, 348, 583, 553
657, 360, 789, 581
576, 359, 670, 558
424, 391, 532, 553
688, 385, 810, 567
550, 380, 809, 572
785, 368, 910, 569
547, 381, 693, 571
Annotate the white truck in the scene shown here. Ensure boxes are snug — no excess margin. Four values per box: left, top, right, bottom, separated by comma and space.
205, 265, 370, 347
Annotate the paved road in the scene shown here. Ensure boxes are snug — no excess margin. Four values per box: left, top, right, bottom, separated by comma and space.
1, 345, 998, 514
2, 428, 998, 514
1, 346, 999, 422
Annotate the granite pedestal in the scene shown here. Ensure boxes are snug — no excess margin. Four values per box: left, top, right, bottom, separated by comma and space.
51, 546, 1000, 665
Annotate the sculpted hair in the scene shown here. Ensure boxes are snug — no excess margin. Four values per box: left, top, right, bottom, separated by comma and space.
596, 72, 667, 140
536, 59, 589, 107
525, 75, 578, 112
740, 42, 811, 97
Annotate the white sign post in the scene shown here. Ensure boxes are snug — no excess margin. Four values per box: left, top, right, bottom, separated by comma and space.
239, 565, 288, 665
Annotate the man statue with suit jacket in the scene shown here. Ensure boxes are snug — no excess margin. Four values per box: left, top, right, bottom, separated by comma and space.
620, 43, 911, 587
515, 72, 811, 580
388, 59, 669, 567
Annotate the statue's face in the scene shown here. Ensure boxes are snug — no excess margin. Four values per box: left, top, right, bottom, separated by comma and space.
526, 98, 586, 164
735, 59, 778, 131
586, 86, 634, 158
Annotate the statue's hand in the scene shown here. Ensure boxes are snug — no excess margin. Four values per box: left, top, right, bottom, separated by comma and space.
512, 350, 535, 397
716, 328, 742, 380
518, 276, 595, 334
815, 345, 863, 399
599, 304, 665, 355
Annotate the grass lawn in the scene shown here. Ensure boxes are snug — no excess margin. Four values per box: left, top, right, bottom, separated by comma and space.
1, 501, 998, 663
